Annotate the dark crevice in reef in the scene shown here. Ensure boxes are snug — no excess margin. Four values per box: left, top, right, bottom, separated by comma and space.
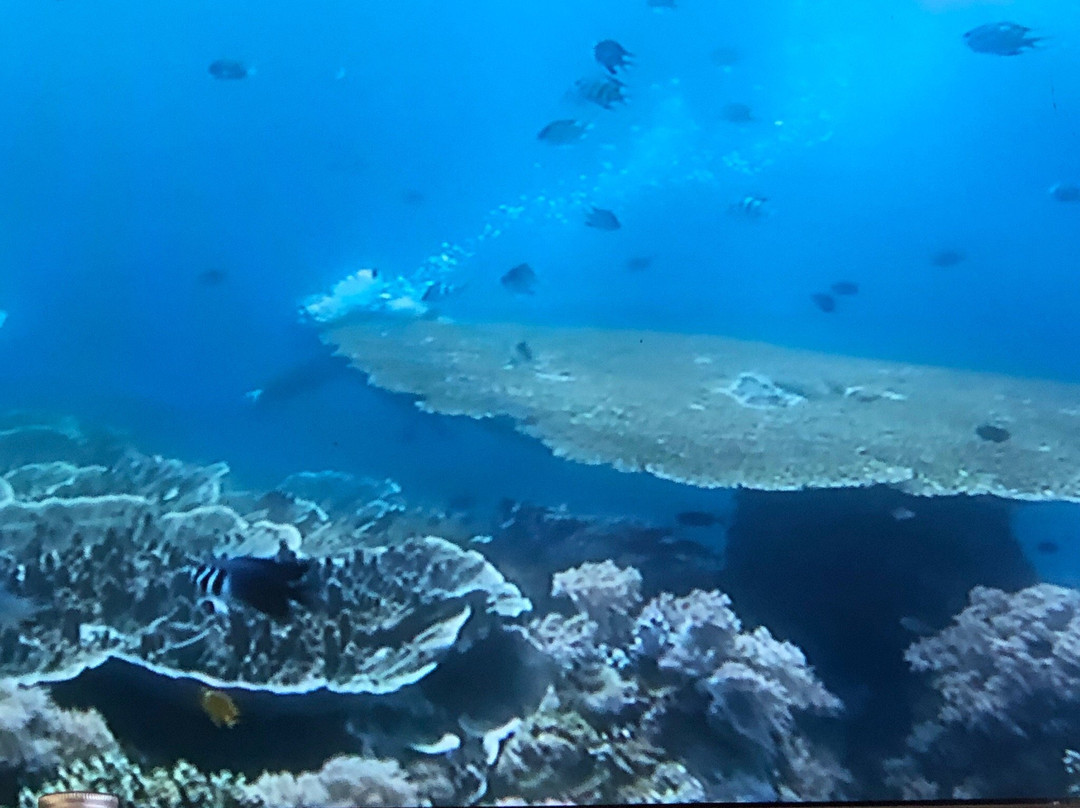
50, 659, 358, 777
720, 486, 1037, 783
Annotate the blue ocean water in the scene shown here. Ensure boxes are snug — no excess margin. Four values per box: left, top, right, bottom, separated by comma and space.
2, 0, 1080, 803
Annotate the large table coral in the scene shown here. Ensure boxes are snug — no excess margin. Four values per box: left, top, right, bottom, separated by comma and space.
322, 316, 1080, 501
0, 442, 529, 696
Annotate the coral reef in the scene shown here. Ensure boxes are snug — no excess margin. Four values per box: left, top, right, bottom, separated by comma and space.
885, 584, 1080, 798
322, 315, 1080, 501
0, 683, 117, 780
503, 561, 849, 803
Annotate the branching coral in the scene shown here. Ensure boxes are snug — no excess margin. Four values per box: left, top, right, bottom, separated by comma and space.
0, 683, 117, 778
904, 583, 1080, 735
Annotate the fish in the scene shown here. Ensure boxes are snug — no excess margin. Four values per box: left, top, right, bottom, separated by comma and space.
963, 22, 1042, 56
811, 293, 836, 313
200, 688, 240, 728
1049, 182, 1080, 203
191, 547, 315, 620
537, 119, 587, 144
975, 424, 1010, 443
675, 510, 722, 528
729, 195, 768, 218
710, 46, 741, 68
208, 59, 251, 80
593, 40, 633, 74
501, 263, 537, 295
514, 341, 534, 362
197, 268, 227, 286
931, 249, 965, 268
585, 207, 621, 231
626, 256, 653, 272
830, 280, 859, 295
574, 76, 628, 110
246, 351, 352, 407
891, 507, 916, 521
720, 103, 754, 123
1036, 541, 1060, 554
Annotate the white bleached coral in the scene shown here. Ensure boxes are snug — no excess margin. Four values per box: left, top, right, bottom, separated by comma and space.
250, 755, 425, 808
551, 560, 642, 638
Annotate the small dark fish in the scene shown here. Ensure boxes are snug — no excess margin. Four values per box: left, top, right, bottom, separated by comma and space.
501, 263, 537, 295
720, 103, 754, 123
675, 510, 721, 528
574, 76, 628, 110
626, 256, 654, 271
710, 46, 741, 68
594, 40, 633, 74
197, 268, 227, 286
1049, 182, 1080, 203
975, 424, 1010, 443
585, 207, 621, 231
208, 59, 251, 80
964, 22, 1042, 56
1036, 541, 1060, 554
192, 548, 315, 620
830, 280, 859, 295
401, 189, 425, 205
931, 249, 965, 268
811, 293, 836, 313
515, 341, 534, 362
537, 119, 587, 145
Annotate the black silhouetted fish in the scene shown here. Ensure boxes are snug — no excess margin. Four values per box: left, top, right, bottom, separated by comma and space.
192, 549, 315, 620
931, 249, 965, 268
710, 46, 740, 68
246, 351, 351, 407
574, 76, 628, 110
585, 207, 621, 231
1049, 182, 1080, 202
1037, 541, 1059, 554
208, 59, 251, 80
811, 293, 836, 313
830, 280, 858, 295
975, 423, 1010, 443
594, 40, 633, 74
537, 119, 587, 144
514, 341, 534, 362
501, 263, 537, 295
720, 103, 754, 123
197, 268, 227, 286
626, 256, 653, 271
963, 22, 1042, 56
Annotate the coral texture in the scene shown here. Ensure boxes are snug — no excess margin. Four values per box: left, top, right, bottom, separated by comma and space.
323, 315, 1080, 500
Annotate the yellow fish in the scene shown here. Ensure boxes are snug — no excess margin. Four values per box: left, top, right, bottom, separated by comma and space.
199, 688, 240, 728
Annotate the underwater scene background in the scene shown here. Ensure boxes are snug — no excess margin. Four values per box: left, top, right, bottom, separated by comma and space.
2, 0, 1080, 804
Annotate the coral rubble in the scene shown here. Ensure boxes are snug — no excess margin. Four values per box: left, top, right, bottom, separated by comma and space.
321, 316, 1080, 501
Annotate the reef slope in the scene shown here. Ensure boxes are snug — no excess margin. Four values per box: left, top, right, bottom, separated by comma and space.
323, 317, 1080, 502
